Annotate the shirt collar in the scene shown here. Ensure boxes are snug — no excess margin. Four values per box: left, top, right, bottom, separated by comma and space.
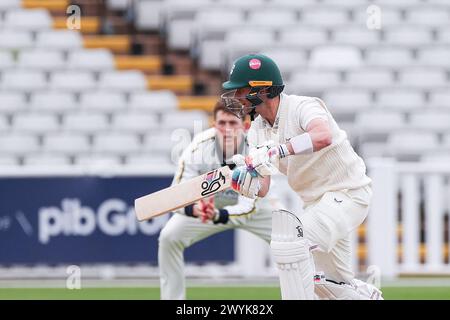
260, 93, 285, 130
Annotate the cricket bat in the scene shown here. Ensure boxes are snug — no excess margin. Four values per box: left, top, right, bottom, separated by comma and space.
135, 166, 232, 221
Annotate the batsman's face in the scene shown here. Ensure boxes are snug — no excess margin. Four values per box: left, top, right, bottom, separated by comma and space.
235, 87, 269, 114
214, 110, 245, 147
234, 87, 252, 108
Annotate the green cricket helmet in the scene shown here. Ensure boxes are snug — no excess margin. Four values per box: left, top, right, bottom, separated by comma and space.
221, 53, 284, 120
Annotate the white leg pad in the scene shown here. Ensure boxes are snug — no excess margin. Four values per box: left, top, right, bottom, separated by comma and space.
314, 276, 383, 300
271, 209, 315, 300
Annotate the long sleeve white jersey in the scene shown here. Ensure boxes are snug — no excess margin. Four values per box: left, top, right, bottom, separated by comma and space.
248, 93, 371, 205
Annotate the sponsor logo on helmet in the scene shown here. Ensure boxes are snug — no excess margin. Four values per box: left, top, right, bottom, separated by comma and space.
230, 63, 236, 75
249, 58, 261, 70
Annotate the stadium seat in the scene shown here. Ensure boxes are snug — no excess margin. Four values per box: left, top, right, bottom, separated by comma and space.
301, 7, 349, 27
1, 70, 47, 91
112, 112, 159, 133
346, 68, 395, 88
409, 111, 450, 131
384, 27, 433, 46
437, 26, 450, 44
355, 111, 405, 139
0, 134, 40, 154
279, 27, 329, 49
143, 131, 181, 154
0, 115, 9, 132
323, 89, 373, 115
167, 18, 198, 50
129, 91, 178, 112
443, 134, 450, 149
43, 133, 91, 154
4, 9, 52, 30
107, 0, 130, 10
0, 0, 20, 10
17, 50, 66, 71
194, 8, 244, 33
377, 89, 425, 110
75, 155, 122, 166
215, 0, 267, 9
289, 70, 342, 93
29, 92, 78, 113
366, 47, 415, 67
417, 47, 450, 67
0, 92, 27, 113
36, 30, 83, 50
0, 30, 34, 50
421, 153, 450, 163
198, 39, 228, 70
429, 90, 450, 108
359, 142, 389, 159
80, 91, 127, 112
371, 0, 424, 6
194, 9, 245, 69
224, 28, 276, 66
161, 110, 209, 131
322, 0, 373, 6
93, 133, 141, 153
406, 6, 450, 27
387, 131, 439, 158
163, 0, 213, 50
259, 48, 307, 77
134, 0, 165, 30
0, 156, 18, 166
63, 113, 109, 133
247, 9, 298, 28
426, 0, 450, 4
126, 153, 172, 165
50, 71, 97, 92
68, 49, 115, 71
398, 69, 448, 88
353, 7, 403, 27
332, 27, 381, 46
24, 154, 71, 166
269, 0, 317, 7
309, 46, 362, 69
12, 113, 59, 133
98, 71, 147, 91
0, 51, 15, 70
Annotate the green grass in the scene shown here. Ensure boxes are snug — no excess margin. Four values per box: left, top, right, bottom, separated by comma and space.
0, 286, 450, 300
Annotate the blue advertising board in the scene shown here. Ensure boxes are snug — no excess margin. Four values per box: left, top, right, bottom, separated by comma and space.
0, 176, 234, 265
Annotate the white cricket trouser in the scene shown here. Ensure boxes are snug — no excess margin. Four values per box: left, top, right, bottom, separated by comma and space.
158, 209, 273, 300
300, 185, 372, 284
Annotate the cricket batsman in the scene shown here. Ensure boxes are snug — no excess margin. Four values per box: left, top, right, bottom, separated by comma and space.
222, 53, 383, 300
158, 101, 282, 300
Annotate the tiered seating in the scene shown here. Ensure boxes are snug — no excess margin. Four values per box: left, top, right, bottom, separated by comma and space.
136, 0, 450, 162
0, 5, 210, 168
2, 0, 450, 169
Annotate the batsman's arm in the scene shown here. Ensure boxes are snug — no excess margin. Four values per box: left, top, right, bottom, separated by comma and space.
257, 176, 271, 198
285, 118, 332, 155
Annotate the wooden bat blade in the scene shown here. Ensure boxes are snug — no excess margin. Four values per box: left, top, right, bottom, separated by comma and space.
134, 166, 232, 221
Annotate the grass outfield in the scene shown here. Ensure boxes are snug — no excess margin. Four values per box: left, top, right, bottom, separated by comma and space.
0, 287, 450, 300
